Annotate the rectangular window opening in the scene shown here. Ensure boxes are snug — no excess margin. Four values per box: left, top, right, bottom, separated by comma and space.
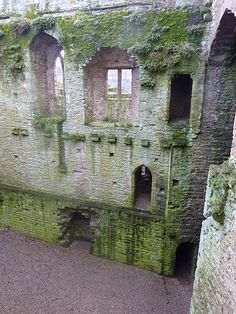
121, 69, 132, 97
107, 69, 118, 98
107, 69, 132, 99
169, 74, 193, 122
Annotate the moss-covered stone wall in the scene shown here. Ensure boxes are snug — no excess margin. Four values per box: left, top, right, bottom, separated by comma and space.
0, 2, 234, 275
0, 184, 167, 274
191, 161, 236, 313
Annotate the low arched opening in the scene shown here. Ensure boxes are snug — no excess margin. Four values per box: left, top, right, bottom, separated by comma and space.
70, 212, 91, 242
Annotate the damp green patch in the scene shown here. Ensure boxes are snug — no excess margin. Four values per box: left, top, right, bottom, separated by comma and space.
0, 14, 55, 75
31, 16, 55, 32
92, 209, 164, 273
57, 122, 67, 173
25, 4, 40, 20
140, 74, 157, 88
0, 7, 206, 78
57, 7, 205, 83
11, 127, 29, 136
33, 114, 67, 171
208, 166, 229, 225
33, 114, 65, 129
57, 10, 151, 64
0, 20, 38, 75
130, 8, 206, 81
0, 24, 28, 74
62, 132, 86, 142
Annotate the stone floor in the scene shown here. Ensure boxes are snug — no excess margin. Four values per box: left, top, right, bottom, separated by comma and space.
0, 230, 193, 314
135, 193, 151, 210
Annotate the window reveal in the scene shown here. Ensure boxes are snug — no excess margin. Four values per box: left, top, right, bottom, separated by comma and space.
107, 69, 132, 99
54, 50, 65, 97
84, 47, 139, 123
169, 74, 193, 122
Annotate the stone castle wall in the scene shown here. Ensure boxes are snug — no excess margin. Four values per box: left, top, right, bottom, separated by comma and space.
230, 114, 236, 159
191, 1, 236, 312
190, 161, 236, 313
0, 1, 235, 275
0, 0, 169, 15
0, 0, 207, 16
206, 0, 236, 52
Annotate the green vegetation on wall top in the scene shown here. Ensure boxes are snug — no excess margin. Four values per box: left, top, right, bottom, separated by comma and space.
57, 8, 208, 76
0, 6, 209, 79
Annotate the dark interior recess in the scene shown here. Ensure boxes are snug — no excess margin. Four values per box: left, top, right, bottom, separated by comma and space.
169, 74, 193, 122
174, 242, 195, 278
134, 166, 152, 210
70, 212, 91, 241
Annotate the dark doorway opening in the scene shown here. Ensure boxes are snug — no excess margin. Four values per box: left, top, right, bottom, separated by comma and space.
169, 74, 193, 122
174, 242, 195, 279
70, 212, 91, 242
134, 165, 152, 210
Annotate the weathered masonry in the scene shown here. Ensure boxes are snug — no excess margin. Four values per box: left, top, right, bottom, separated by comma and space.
191, 3, 236, 312
0, 0, 235, 276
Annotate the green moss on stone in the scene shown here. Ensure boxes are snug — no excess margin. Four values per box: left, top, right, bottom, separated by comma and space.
33, 114, 65, 129
57, 11, 132, 64
92, 209, 164, 273
131, 8, 204, 80
208, 166, 229, 225
62, 132, 86, 142
25, 4, 39, 19
0, 7, 205, 78
31, 16, 55, 32
57, 7, 204, 79
11, 127, 29, 136
140, 74, 157, 88
0, 22, 35, 74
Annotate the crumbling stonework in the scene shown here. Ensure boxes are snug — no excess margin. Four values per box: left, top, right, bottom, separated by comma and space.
191, 3, 236, 312
191, 161, 236, 313
0, 0, 234, 277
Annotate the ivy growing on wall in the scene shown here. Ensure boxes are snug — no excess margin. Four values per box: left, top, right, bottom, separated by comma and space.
0, 5, 211, 82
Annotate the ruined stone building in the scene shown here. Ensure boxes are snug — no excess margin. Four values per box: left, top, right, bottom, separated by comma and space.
191, 1, 236, 312
0, 0, 235, 306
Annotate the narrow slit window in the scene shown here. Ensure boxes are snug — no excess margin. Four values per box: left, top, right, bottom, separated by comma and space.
169, 74, 193, 122
54, 50, 65, 97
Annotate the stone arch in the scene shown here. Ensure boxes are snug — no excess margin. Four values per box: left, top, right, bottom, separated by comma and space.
84, 46, 139, 124
30, 32, 65, 115
59, 208, 99, 246
206, 8, 236, 163
131, 165, 152, 210
209, 9, 236, 66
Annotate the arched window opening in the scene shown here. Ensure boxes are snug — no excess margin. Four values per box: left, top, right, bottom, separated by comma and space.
134, 165, 152, 210
174, 242, 195, 279
70, 212, 91, 242
54, 50, 65, 97
52, 49, 65, 114
31, 33, 65, 115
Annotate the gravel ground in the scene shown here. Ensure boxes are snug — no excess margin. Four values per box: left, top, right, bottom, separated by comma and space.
0, 230, 193, 314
